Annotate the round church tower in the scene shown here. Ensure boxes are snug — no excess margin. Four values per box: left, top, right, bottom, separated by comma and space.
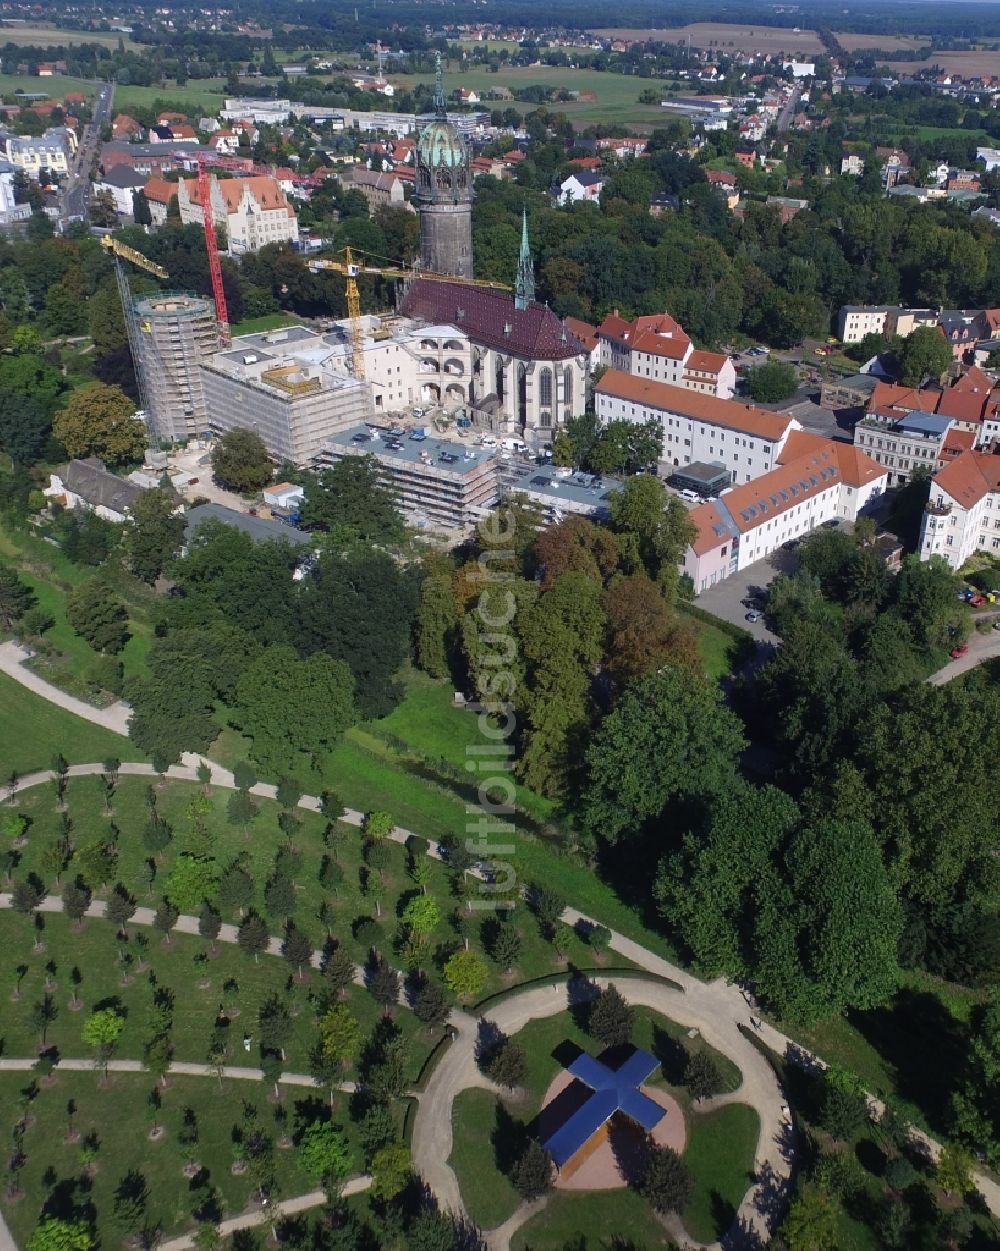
415, 55, 474, 279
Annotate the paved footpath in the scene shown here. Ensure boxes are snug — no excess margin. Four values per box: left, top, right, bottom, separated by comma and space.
2, 652, 999, 1245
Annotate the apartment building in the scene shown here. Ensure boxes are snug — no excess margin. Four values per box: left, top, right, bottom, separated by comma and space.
595, 370, 796, 483
597, 312, 736, 399
837, 305, 938, 344
852, 410, 954, 486
919, 448, 1000, 569
683, 432, 888, 592
6, 126, 76, 178
177, 173, 298, 254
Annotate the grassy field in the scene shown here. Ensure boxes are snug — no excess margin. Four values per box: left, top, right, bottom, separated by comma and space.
0, 674, 140, 776
451, 1005, 755, 1243
114, 78, 228, 114
0, 1071, 339, 1249
0, 72, 95, 101
592, 22, 824, 56
511, 1188, 671, 1250
387, 64, 673, 130
0, 24, 139, 49
834, 31, 930, 52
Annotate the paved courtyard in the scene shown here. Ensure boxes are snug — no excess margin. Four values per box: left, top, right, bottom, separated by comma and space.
692, 550, 799, 646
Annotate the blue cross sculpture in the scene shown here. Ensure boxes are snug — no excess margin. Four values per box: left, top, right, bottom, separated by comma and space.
542, 1047, 666, 1168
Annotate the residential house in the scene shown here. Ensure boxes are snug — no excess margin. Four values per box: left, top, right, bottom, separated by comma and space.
141, 176, 177, 226
6, 126, 76, 179
734, 147, 757, 169
595, 369, 796, 482
111, 112, 143, 140
919, 447, 1000, 568
207, 129, 240, 155
704, 169, 740, 209
840, 152, 865, 176
350, 168, 409, 211
853, 409, 954, 486
597, 311, 737, 399
44, 459, 143, 523
683, 432, 887, 592
837, 304, 938, 344
556, 171, 603, 204
877, 146, 911, 188
92, 165, 147, 216
176, 173, 298, 254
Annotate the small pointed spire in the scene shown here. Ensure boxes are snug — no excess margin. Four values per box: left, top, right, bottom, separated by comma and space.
433, 52, 446, 117
514, 208, 535, 311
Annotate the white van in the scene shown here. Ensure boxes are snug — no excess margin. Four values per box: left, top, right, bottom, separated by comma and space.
481, 435, 497, 448
501, 438, 527, 453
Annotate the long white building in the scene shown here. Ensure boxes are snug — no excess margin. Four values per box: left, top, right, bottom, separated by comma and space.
177, 174, 298, 254
595, 370, 798, 483
597, 312, 737, 399
683, 432, 888, 593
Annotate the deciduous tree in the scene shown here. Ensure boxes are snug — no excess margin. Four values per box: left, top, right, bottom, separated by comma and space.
53, 382, 146, 465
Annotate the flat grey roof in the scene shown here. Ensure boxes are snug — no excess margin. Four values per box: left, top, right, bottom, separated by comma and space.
830, 373, 878, 391
502, 463, 625, 512
670, 460, 730, 486
325, 425, 496, 477
232, 325, 318, 351
185, 502, 311, 546
896, 412, 952, 436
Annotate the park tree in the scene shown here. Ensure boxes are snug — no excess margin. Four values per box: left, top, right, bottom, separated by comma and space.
237, 911, 269, 962
443, 950, 488, 1000
952, 992, 1000, 1169
487, 921, 522, 971
105, 883, 137, 937
66, 578, 130, 653
369, 1141, 411, 1202
53, 382, 146, 465
415, 556, 458, 679
233, 645, 356, 775
685, 1051, 722, 1102
604, 573, 699, 686
61, 879, 92, 925
533, 514, 620, 589
198, 902, 222, 949
511, 1140, 553, 1201
0, 565, 35, 629
745, 359, 799, 403
413, 978, 449, 1027
282, 923, 313, 978
638, 1144, 692, 1213
608, 475, 695, 589
123, 488, 185, 583
897, 325, 953, 386
300, 456, 403, 545
323, 945, 356, 998
402, 895, 441, 938
487, 1038, 527, 1089
406, 1210, 455, 1251
82, 1007, 125, 1077
369, 958, 400, 1012
583, 667, 745, 845
318, 1004, 362, 1070
298, 1121, 353, 1188
778, 1183, 838, 1251
588, 984, 634, 1048
210, 428, 272, 493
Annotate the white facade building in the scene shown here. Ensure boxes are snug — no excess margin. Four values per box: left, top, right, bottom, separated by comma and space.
6, 126, 76, 179
919, 449, 1000, 568
177, 174, 299, 254
595, 370, 798, 483
597, 312, 737, 399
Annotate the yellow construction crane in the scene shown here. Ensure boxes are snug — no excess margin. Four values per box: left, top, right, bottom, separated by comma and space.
100, 235, 169, 281
307, 248, 511, 381
100, 236, 170, 443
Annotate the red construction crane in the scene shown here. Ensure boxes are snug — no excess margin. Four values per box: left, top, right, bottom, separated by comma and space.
196, 158, 231, 346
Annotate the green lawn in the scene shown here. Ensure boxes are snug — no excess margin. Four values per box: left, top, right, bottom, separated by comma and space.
0, 25, 139, 49
113, 78, 229, 113
0, 1070, 351, 1249
388, 64, 676, 130
231, 313, 306, 337
511, 1187, 671, 1250
0, 674, 141, 777
682, 1103, 759, 1243
0, 72, 95, 101
451, 1004, 750, 1239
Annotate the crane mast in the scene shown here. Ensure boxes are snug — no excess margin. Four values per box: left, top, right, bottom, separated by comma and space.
197, 160, 231, 347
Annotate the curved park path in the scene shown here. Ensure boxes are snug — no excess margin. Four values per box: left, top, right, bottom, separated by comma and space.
2, 648, 1000, 1246
412, 974, 791, 1251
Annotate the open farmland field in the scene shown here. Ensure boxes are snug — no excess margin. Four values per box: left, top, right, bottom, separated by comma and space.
388, 64, 678, 130
834, 31, 930, 53
0, 23, 138, 49
0, 71, 95, 99
878, 49, 1000, 77
592, 23, 824, 56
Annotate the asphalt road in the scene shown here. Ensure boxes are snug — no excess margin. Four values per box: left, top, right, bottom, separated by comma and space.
61, 80, 113, 226
776, 85, 801, 134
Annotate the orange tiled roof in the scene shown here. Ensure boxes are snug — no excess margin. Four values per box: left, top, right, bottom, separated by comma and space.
689, 500, 736, 555
685, 348, 727, 376
181, 175, 294, 219
940, 427, 977, 461
142, 176, 176, 205
932, 449, 1000, 509
564, 316, 599, 353
869, 382, 939, 413
595, 370, 793, 441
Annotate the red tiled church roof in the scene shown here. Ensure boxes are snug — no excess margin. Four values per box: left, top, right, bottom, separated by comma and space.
399, 278, 584, 361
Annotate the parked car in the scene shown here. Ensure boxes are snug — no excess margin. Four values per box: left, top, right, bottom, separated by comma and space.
970, 594, 987, 607
993, 621, 1000, 632
951, 643, 970, 658
745, 610, 762, 623
822, 518, 842, 528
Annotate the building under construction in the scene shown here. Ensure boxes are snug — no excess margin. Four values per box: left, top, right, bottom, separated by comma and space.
134, 294, 217, 444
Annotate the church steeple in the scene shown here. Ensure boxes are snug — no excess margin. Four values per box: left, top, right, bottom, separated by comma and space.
433, 51, 446, 118
514, 209, 535, 311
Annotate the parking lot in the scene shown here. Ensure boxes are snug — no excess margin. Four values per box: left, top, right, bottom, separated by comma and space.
693, 546, 802, 646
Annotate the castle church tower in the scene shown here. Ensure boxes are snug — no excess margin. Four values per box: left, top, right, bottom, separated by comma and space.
415, 55, 474, 279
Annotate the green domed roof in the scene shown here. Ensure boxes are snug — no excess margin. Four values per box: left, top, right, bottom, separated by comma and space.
417, 118, 468, 168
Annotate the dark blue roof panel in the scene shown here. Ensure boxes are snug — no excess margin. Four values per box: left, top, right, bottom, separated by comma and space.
543, 1047, 666, 1168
